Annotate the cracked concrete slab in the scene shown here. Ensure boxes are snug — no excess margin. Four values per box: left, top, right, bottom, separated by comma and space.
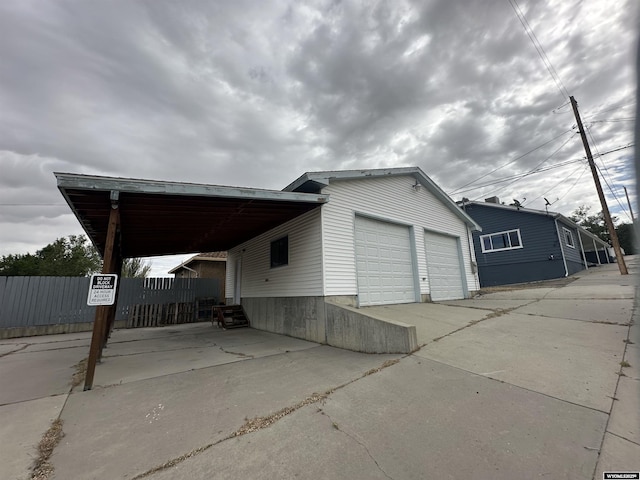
0, 342, 28, 356
0, 394, 67, 480
595, 432, 640, 478
437, 298, 533, 311
316, 356, 608, 479
608, 342, 639, 445
145, 356, 609, 480
0, 345, 86, 405
146, 403, 393, 480
513, 299, 633, 324
51, 346, 400, 480
356, 302, 488, 345
544, 284, 635, 299
470, 288, 557, 300
94, 328, 319, 387
415, 312, 628, 412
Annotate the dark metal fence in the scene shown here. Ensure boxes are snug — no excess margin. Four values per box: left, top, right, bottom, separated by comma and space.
0, 276, 221, 330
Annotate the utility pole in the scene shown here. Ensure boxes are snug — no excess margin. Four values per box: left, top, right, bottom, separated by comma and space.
570, 96, 628, 275
624, 186, 635, 221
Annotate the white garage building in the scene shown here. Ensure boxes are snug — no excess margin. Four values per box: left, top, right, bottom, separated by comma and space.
226, 167, 481, 352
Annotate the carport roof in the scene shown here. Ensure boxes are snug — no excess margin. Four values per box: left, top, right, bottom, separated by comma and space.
55, 173, 328, 258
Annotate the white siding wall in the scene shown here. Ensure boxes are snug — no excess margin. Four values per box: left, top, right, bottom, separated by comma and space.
225, 208, 324, 298
321, 176, 479, 297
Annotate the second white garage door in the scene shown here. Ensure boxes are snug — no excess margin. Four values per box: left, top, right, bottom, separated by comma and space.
355, 216, 416, 306
424, 231, 465, 301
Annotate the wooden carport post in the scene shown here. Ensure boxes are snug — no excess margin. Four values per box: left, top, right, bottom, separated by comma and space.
84, 192, 120, 391
102, 253, 123, 349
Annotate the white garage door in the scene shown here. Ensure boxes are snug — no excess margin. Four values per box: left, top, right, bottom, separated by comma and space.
355, 216, 416, 306
424, 231, 465, 301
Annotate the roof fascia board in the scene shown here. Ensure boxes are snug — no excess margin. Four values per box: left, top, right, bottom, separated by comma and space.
55, 172, 328, 204
286, 167, 482, 231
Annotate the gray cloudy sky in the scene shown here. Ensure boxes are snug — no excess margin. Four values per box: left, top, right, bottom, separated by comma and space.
0, 0, 637, 275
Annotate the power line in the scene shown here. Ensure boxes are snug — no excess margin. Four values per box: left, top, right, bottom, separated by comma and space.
449, 128, 574, 195
592, 143, 635, 157
453, 158, 582, 197
508, 0, 570, 99
595, 163, 633, 222
554, 165, 589, 203
527, 163, 587, 206
589, 117, 636, 124
483, 132, 577, 200
584, 123, 628, 217
584, 102, 636, 119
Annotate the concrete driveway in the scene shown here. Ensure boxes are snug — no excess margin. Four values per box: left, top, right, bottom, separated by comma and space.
1, 258, 638, 480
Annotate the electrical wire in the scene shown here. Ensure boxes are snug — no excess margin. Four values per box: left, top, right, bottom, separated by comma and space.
483, 132, 577, 200
526, 163, 587, 206
589, 117, 636, 124
449, 128, 574, 195
584, 124, 629, 219
452, 158, 582, 197
552, 164, 590, 204
508, 0, 570, 100
595, 163, 633, 222
583, 102, 636, 119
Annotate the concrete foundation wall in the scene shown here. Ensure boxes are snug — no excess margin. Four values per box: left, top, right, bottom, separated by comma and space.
241, 296, 418, 354
241, 297, 327, 344
324, 302, 418, 354
0, 320, 128, 340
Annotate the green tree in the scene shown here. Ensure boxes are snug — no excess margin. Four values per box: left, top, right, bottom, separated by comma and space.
121, 258, 152, 278
569, 205, 613, 242
615, 223, 636, 255
0, 235, 102, 276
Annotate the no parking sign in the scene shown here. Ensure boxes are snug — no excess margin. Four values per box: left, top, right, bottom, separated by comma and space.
87, 274, 118, 306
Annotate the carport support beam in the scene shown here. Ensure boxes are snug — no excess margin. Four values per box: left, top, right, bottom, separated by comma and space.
84, 200, 120, 391
102, 252, 123, 349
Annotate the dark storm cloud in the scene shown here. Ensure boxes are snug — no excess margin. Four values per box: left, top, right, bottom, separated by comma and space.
0, 0, 636, 273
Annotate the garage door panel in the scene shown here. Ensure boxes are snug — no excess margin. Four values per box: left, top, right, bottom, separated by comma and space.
355, 216, 416, 306
424, 231, 465, 301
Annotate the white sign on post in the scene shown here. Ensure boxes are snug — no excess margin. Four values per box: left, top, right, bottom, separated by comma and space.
87, 274, 118, 306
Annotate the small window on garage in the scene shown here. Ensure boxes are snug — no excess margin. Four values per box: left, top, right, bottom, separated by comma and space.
562, 227, 575, 248
270, 236, 289, 268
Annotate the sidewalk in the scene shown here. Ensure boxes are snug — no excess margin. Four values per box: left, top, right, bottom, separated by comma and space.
1, 258, 637, 479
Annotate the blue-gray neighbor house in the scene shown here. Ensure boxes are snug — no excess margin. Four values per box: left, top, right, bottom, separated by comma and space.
460, 198, 612, 287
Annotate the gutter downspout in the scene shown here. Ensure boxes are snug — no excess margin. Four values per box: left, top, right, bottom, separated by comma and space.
554, 218, 569, 277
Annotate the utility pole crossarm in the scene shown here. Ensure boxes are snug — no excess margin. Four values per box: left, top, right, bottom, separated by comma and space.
570, 96, 628, 275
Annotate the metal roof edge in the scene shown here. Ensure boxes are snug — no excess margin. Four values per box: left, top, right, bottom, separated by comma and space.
54, 172, 328, 204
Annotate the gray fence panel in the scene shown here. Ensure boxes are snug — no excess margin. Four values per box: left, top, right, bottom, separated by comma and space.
0, 276, 221, 329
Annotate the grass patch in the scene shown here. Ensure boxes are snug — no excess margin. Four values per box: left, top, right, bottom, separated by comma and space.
31, 419, 64, 480
620, 360, 631, 368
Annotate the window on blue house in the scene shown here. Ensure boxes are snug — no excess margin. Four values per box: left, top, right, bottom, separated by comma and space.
562, 227, 575, 248
270, 236, 289, 268
480, 229, 523, 253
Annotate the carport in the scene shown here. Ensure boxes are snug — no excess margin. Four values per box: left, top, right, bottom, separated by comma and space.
55, 172, 328, 390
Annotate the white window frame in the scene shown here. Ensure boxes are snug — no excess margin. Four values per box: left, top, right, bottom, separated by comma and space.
480, 228, 523, 253
562, 227, 575, 249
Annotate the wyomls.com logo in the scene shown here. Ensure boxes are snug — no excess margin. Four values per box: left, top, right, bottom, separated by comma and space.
603, 473, 640, 480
